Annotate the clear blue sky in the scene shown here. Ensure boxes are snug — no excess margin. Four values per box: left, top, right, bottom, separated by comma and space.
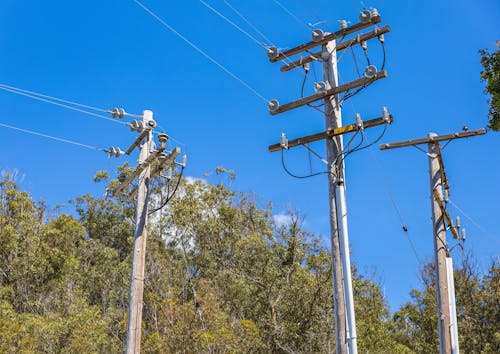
0, 0, 498, 311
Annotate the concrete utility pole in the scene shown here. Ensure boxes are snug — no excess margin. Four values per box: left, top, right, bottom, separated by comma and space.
105, 109, 184, 353
380, 128, 486, 354
323, 40, 355, 354
266, 9, 392, 354
126, 110, 152, 354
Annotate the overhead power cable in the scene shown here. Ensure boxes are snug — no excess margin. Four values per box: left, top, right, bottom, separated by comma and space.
222, 0, 275, 48
132, 0, 270, 104
0, 83, 143, 118
364, 134, 423, 265
0, 121, 101, 151
271, 0, 311, 31
197, 0, 265, 48
0, 83, 109, 113
0, 85, 126, 125
447, 198, 500, 245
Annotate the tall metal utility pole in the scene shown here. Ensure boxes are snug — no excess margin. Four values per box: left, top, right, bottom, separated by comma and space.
380, 128, 486, 354
323, 40, 355, 354
105, 109, 183, 354
266, 9, 391, 354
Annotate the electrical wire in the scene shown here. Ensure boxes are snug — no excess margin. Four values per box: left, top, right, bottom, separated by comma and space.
222, 0, 275, 48
447, 198, 500, 245
0, 83, 109, 113
271, 0, 311, 31
0, 86, 126, 125
197, 0, 266, 48
220, 0, 295, 65
0, 121, 101, 151
148, 166, 185, 215
363, 131, 423, 265
132, 0, 270, 104
0, 83, 143, 118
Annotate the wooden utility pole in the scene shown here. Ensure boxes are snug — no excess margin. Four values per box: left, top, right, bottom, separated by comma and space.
105, 109, 184, 353
126, 110, 152, 354
267, 9, 391, 354
428, 135, 452, 354
380, 128, 486, 354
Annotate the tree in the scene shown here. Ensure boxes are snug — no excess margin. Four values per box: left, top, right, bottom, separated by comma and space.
480, 44, 500, 130
392, 257, 500, 353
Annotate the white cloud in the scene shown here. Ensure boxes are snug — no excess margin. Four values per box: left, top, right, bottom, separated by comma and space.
273, 212, 292, 227
184, 176, 207, 185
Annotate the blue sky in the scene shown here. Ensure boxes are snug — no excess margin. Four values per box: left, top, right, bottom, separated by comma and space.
0, 0, 498, 311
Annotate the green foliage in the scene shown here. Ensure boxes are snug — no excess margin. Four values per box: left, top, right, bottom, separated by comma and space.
480, 46, 500, 130
0, 170, 498, 352
392, 258, 500, 353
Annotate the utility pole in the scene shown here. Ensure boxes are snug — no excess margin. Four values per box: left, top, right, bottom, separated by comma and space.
104, 109, 184, 354
266, 9, 391, 354
380, 128, 486, 354
126, 110, 152, 354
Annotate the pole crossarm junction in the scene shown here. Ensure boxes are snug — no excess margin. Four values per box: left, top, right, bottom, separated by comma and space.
125, 127, 153, 155
112, 142, 167, 198
269, 70, 387, 116
433, 190, 460, 240
268, 15, 382, 63
268, 115, 393, 152
150, 147, 181, 178
280, 25, 391, 73
379, 128, 487, 150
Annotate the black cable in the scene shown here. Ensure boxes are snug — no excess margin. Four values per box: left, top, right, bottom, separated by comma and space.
300, 67, 309, 97
380, 41, 386, 71
363, 48, 371, 66
148, 166, 185, 215
281, 148, 331, 179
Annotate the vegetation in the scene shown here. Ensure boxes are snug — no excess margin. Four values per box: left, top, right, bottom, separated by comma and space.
480, 45, 500, 130
0, 170, 498, 353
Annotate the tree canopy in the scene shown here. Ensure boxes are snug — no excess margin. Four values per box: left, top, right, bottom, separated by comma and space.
480, 45, 500, 130
0, 170, 498, 353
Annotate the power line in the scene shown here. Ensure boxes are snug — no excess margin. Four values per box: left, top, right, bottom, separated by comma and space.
222, 0, 275, 48
271, 0, 311, 31
221, 0, 294, 65
0, 83, 109, 113
447, 198, 500, 245
131, 0, 270, 104
0, 86, 126, 125
364, 132, 423, 265
197, 0, 266, 48
0, 83, 143, 118
0, 121, 101, 150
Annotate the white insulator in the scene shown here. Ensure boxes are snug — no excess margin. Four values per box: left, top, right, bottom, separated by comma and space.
267, 46, 279, 60
443, 189, 449, 203
280, 133, 288, 150
461, 228, 466, 241
314, 81, 328, 94
355, 113, 363, 129
456, 216, 461, 229
364, 65, 378, 78
339, 20, 348, 29
181, 154, 187, 167
312, 29, 324, 42
382, 106, 390, 122
359, 10, 372, 24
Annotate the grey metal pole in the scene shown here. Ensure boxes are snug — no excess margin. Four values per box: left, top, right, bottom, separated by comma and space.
323, 40, 357, 354
428, 135, 452, 354
126, 110, 153, 354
